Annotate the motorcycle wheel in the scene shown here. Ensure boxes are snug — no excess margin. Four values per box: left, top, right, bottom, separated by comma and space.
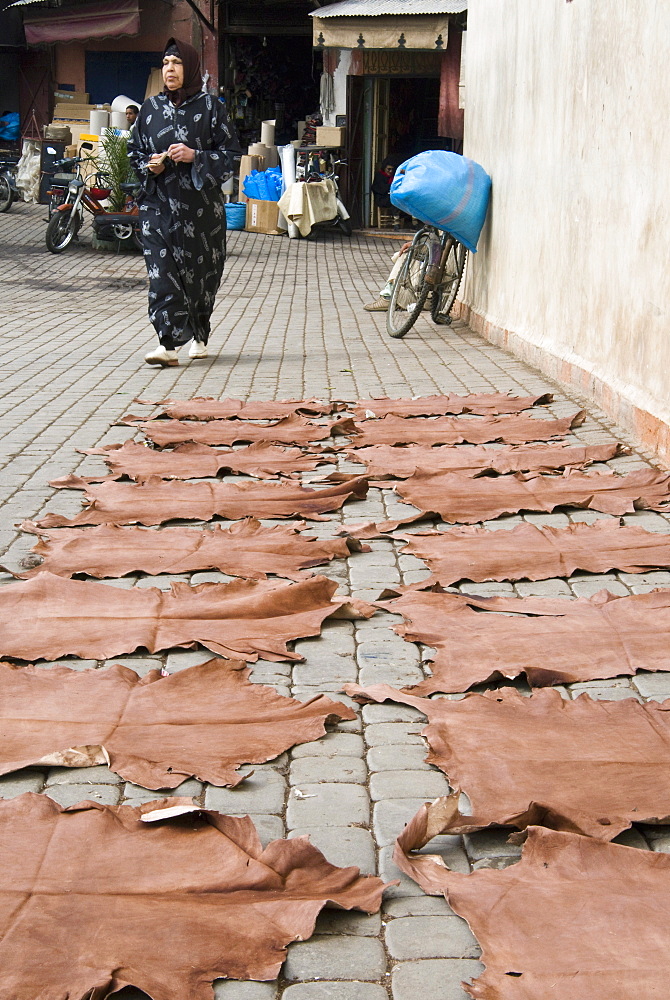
111, 221, 134, 241
0, 176, 13, 214
338, 215, 353, 236
46, 208, 78, 254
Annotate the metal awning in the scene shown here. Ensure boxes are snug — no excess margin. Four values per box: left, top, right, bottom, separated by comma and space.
310, 0, 466, 15
21, 0, 139, 43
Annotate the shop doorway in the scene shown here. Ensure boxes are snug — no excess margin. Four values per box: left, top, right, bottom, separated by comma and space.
223, 34, 321, 149
386, 76, 441, 164
348, 73, 444, 228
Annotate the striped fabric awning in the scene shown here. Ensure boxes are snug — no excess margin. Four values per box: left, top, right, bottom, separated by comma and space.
22, 0, 139, 44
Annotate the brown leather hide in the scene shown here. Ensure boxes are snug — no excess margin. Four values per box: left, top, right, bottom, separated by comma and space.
134, 396, 339, 420
19, 519, 362, 581
396, 467, 670, 522
136, 413, 335, 447
345, 683, 670, 840
0, 658, 355, 789
379, 587, 670, 691
33, 476, 369, 528
75, 441, 330, 481
0, 573, 353, 662
0, 794, 386, 998
352, 392, 552, 417
398, 520, 670, 587
345, 410, 585, 447
394, 821, 670, 1000
346, 441, 621, 478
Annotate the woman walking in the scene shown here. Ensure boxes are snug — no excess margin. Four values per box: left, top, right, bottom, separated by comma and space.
128, 38, 240, 366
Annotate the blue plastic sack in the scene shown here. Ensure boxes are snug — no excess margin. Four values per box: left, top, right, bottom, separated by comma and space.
390, 150, 491, 253
224, 202, 246, 230
0, 112, 19, 141
242, 171, 261, 200
242, 167, 283, 202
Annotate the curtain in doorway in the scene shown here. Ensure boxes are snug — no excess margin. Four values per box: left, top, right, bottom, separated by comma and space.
438, 28, 464, 141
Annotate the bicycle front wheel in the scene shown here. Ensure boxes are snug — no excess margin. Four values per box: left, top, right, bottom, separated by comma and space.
386, 231, 435, 339
431, 237, 467, 325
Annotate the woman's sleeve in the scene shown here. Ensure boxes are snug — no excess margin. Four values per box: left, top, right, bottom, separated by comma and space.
191, 98, 241, 191
127, 112, 157, 195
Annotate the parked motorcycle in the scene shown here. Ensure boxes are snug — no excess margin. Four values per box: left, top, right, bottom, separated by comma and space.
315, 160, 352, 236
304, 159, 352, 237
45, 156, 141, 254
0, 153, 21, 213
45, 166, 77, 218
287, 154, 352, 238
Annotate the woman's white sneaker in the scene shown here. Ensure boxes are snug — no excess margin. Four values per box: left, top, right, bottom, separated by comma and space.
145, 346, 179, 367
189, 340, 208, 359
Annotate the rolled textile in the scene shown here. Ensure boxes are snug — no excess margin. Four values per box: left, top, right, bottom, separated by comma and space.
90, 109, 109, 133
260, 119, 276, 147
278, 143, 298, 236
111, 94, 140, 113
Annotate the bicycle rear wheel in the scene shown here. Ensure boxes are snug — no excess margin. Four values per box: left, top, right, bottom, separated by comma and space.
0, 176, 13, 213
386, 231, 435, 339
431, 237, 467, 325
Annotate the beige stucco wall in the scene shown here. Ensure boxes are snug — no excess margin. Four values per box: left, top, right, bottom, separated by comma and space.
461, 0, 670, 457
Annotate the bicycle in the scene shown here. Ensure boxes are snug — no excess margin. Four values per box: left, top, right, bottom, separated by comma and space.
386, 225, 467, 339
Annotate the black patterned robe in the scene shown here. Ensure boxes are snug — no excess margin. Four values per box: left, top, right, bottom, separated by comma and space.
128, 92, 240, 349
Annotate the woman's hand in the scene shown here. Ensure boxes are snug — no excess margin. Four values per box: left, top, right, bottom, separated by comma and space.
148, 152, 167, 175
168, 143, 195, 163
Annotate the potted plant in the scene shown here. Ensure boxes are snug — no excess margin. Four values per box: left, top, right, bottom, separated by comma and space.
98, 130, 137, 211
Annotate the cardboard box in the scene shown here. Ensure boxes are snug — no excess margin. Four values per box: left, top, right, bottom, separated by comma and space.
315, 126, 345, 147
245, 199, 286, 235
238, 153, 265, 203
145, 67, 163, 100
66, 124, 95, 145
54, 90, 89, 104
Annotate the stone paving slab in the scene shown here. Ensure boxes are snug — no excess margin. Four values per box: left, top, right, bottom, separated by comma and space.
1, 203, 670, 999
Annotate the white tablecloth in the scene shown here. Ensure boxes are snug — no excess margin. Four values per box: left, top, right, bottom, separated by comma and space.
277, 179, 337, 237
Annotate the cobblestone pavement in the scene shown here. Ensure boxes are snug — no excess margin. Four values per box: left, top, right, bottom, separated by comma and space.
2, 203, 670, 1000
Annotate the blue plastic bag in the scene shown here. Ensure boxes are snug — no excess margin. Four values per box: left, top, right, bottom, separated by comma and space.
242, 166, 283, 202
0, 112, 20, 141
390, 150, 491, 253
242, 171, 261, 200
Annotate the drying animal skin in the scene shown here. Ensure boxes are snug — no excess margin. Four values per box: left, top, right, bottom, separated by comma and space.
33, 475, 369, 528
133, 396, 339, 420
0, 573, 360, 662
17, 519, 364, 581
0, 658, 355, 789
346, 441, 621, 479
134, 413, 335, 447
345, 683, 670, 840
397, 520, 670, 587
351, 391, 552, 418
345, 410, 585, 447
0, 794, 387, 998
379, 587, 670, 692
394, 820, 670, 1000
395, 467, 670, 522
73, 441, 330, 481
